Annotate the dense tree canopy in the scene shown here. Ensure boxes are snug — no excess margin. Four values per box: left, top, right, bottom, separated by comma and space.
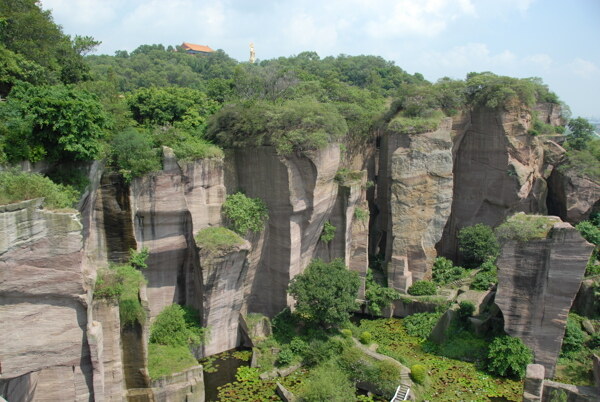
288, 259, 360, 327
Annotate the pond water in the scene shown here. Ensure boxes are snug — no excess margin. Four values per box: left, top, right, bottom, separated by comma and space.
201, 349, 251, 401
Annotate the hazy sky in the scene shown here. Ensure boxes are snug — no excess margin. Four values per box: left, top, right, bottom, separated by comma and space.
40, 0, 600, 118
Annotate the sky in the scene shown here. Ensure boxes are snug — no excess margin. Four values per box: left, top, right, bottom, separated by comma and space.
40, 0, 600, 118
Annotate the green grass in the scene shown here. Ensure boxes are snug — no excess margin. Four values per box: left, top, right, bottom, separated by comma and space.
94, 264, 147, 325
0, 170, 79, 209
388, 110, 445, 134
147, 343, 198, 379
495, 213, 559, 242
357, 318, 523, 401
195, 226, 244, 253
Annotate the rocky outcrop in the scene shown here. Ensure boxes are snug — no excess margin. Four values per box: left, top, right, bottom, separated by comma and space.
150, 365, 205, 402
230, 145, 340, 316
573, 278, 600, 318
440, 105, 549, 259
378, 118, 454, 291
547, 167, 599, 224
130, 155, 226, 318
495, 220, 594, 377
198, 241, 251, 356
0, 199, 96, 400
315, 174, 369, 298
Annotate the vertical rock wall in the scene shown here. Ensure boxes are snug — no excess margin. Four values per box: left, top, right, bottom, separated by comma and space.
377, 119, 454, 291
439, 106, 547, 259
0, 199, 97, 401
495, 221, 594, 377
232, 145, 340, 316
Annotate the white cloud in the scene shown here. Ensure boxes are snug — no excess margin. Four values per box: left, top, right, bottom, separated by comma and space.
285, 13, 339, 51
41, 0, 120, 27
420, 43, 516, 70
568, 58, 600, 78
363, 0, 476, 38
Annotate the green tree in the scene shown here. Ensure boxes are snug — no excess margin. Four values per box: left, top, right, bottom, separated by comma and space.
221, 192, 269, 235
486, 336, 533, 379
288, 259, 360, 327
566, 117, 595, 151
110, 128, 161, 182
2, 82, 110, 162
458, 224, 500, 267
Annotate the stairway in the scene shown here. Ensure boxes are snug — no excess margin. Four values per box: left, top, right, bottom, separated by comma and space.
391, 384, 410, 401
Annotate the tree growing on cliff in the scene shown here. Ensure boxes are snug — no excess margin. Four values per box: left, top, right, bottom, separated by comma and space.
288, 259, 360, 327
458, 224, 500, 268
566, 117, 595, 151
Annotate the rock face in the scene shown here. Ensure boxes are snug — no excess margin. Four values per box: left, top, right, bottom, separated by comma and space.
547, 167, 599, 224
440, 106, 548, 259
377, 118, 454, 291
495, 220, 594, 377
198, 241, 251, 356
0, 199, 96, 400
130, 155, 226, 318
230, 145, 340, 316
315, 175, 369, 298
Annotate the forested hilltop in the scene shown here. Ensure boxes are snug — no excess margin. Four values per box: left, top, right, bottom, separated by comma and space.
2, 0, 598, 192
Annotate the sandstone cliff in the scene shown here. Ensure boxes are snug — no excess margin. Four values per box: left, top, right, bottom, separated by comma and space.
495, 219, 594, 377
440, 105, 548, 259
376, 118, 454, 291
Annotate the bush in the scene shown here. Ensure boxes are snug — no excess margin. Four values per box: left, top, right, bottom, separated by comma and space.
110, 128, 161, 182
0, 170, 79, 209
354, 207, 369, 221
458, 224, 500, 267
320, 221, 336, 243
403, 312, 442, 339
560, 315, 586, 358
458, 301, 476, 320
359, 331, 372, 345
432, 257, 467, 285
290, 337, 309, 355
340, 329, 352, 339
276, 347, 294, 367
495, 213, 558, 243
470, 260, 498, 290
151, 126, 223, 161
410, 364, 427, 384
194, 226, 244, 253
408, 280, 437, 296
222, 192, 268, 235
365, 279, 399, 316
150, 304, 207, 347
486, 336, 533, 379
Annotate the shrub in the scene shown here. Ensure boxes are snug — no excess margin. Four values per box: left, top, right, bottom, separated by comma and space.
410, 364, 427, 384
470, 260, 498, 290
408, 280, 437, 296
403, 312, 442, 339
458, 301, 476, 320
129, 247, 150, 270
151, 126, 223, 161
0, 170, 79, 209
432, 257, 467, 285
194, 226, 244, 253
560, 315, 586, 358
374, 360, 402, 397
276, 347, 294, 367
458, 224, 500, 267
495, 213, 558, 243
320, 221, 336, 243
486, 336, 533, 379
290, 337, 309, 355
359, 331, 372, 345
110, 128, 161, 182
365, 279, 399, 316
354, 207, 369, 221
150, 304, 207, 347
340, 329, 352, 339
222, 192, 268, 235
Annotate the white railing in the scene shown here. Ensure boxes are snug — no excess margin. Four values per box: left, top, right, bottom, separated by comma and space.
390, 385, 410, 401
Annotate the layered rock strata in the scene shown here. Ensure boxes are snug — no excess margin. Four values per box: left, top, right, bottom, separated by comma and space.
547, 167, 599, 224
378, 118, 454, 291
495, 220, 594, 377
440, 105, 549, 259
230, 145, 340, 316
0, 199, 96, 400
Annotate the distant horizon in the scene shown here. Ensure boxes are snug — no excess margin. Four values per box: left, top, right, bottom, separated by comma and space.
41, 0, 600, 118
